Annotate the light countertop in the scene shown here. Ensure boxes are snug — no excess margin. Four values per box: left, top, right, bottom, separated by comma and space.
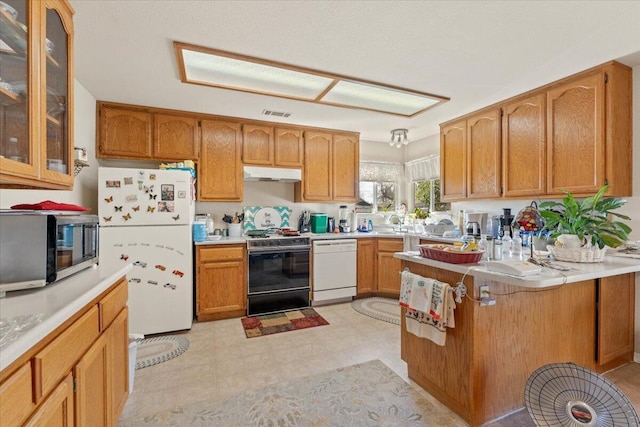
194, 231, 461, 245
0, 264, 133, 372
394, 252, 640, 288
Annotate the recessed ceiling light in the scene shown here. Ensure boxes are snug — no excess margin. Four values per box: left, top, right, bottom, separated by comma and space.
174, 41, 449, 117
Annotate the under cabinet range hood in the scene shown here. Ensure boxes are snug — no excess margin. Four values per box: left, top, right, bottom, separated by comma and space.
243, 166, 301, 182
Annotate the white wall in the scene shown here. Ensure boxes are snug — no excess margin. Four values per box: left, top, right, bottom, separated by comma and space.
0, 81, 98, 211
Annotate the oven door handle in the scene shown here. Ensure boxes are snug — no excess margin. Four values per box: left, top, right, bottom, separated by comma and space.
248, 247, 310, 255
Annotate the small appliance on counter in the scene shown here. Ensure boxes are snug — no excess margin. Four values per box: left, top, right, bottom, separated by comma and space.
298, 210, 311, 233
465, 212, 487, 237
327, 217, 336, 233
499, 208, 514, 238
310, 213, 328, 234
0, 211, 99, 296
338, 205, 351, 232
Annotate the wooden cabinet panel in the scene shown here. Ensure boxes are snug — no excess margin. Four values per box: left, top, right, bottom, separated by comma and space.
440, 121, 466, 201
301, 131, 332, 201
0, 0, 75, 189
377, 239, 404, 253
99, 278, 127, 332
74, 333, 109, 427
467, 109, 501, 198
0, 363, 35, 427
24, 374, 74, 427
98, 104, 153, 159
34, 306, 100, 402
357, 239, 376, 294
198, 246, 245, 262
197, 261, 246, 318
332, 134, 359, 202
547, 72, 605, 195
274, 128, 303, 167
598, 274, 634, 365
154, 113, 199, 160
502, 94, 546, 197
377, 251, 402, 295
242, 124, 274, 165
196, 245, 247, 321
199, 120, 243, 201
109, 308, 129, 424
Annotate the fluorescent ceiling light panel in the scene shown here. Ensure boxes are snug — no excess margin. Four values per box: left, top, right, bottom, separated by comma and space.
175, 42, 449, 117
182, 49, 333, 99
320, 80, 440, 116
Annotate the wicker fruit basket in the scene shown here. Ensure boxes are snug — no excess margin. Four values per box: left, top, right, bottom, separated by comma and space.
418, 244, 484, 264
546, 245, 606, 263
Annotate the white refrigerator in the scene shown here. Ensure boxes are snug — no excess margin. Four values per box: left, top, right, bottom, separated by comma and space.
98, 167, 195, 335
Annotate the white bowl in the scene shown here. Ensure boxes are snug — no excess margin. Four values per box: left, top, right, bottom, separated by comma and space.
0, 2, 18, 20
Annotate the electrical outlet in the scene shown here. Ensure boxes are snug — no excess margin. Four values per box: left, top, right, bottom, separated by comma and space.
480, 285, 490, 299
479, 285, 496, 306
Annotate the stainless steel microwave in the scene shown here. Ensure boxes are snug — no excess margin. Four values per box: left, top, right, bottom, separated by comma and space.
0, 211, 99, 296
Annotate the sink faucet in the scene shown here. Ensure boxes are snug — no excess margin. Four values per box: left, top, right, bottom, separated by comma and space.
388, 214, 402, 225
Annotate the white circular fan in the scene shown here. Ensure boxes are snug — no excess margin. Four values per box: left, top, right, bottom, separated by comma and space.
525, 363, 640, 426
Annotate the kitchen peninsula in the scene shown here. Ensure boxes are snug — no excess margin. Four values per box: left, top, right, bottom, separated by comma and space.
394, 252, 640, 426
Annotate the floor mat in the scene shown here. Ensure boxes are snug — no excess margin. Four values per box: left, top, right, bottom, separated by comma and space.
119, 359, 460, 426
352, 297, 401, 325
241, 308, 329, 338
135, 336, 190, 370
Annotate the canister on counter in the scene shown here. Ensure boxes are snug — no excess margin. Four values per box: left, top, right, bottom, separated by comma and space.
493, 239, 503, 261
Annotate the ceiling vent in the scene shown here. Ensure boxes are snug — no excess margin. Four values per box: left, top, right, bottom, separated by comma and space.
262, 110, 291, 118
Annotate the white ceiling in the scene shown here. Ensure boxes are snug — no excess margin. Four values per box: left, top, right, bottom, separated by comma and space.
71, 1, 640, 143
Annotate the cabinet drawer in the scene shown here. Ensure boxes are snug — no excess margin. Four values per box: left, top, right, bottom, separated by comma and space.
198, 245, 245, 262
0, 363, 35, 426
99, 277, 128, 331
377, 239, 403, 252
33, 306, 100, 402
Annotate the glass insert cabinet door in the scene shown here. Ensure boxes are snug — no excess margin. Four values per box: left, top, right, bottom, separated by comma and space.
43, 0, 71, 178
0, 0, 31, 167
0, 0, 73, 187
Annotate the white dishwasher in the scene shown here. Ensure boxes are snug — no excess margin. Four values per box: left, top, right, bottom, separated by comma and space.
312, 239, 357, 303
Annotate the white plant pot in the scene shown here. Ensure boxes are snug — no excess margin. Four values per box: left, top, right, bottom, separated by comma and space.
556, 234, 583, 249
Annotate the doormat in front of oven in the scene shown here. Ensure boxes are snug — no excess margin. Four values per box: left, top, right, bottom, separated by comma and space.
241, 308, 329, 338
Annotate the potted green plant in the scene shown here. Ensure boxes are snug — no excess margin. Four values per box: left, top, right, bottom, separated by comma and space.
538, 185, 631, 250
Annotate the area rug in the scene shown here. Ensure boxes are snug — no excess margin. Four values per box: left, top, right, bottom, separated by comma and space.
241, 308, 329, 338
352, 297, 401, 325
135, 336, 190, 370
119, 359, 464, 426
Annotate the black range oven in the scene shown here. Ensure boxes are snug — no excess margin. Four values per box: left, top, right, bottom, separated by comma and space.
246, 237, 310, 315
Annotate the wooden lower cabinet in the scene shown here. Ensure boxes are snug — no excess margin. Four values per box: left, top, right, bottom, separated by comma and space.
196, 245, 247, 321
0, 363, 35, 427
356, 239, 376, 294
597, 273, 635, 366
401, 262, 635, 426
109, 308, 130, 425
356, 238, 403, 297
75, 334, 109, 426
0, 276, 129, 427
24, 374, 75, 427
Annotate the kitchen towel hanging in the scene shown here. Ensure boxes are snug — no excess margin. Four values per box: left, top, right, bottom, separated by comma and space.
399, 270, 456, 346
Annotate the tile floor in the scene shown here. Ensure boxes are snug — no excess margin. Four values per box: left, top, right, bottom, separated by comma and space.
120, 302, 640, 426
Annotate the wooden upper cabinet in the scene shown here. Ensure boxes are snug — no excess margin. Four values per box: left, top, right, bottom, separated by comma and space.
154, 113, 199, 160
98, 104, 153, 159
274, 127, 303, 167
242, 124, 274, 165
502, 94, 546, 197
547, 72, 604, 195
0, 0, 75, 189
301, 131, 333, 201
199, 120, 243, 201
332, 133, 359, 202
440, 120, 466, 201
467, 109, 501, 198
